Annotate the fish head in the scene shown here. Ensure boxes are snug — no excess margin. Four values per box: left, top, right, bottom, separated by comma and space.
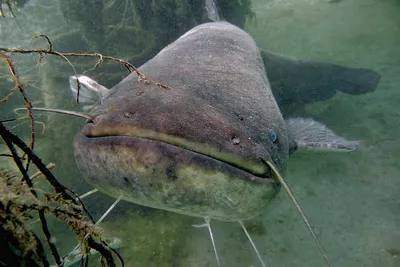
73, 22, 290, 222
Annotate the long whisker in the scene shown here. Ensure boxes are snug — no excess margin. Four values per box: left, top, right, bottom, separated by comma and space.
14, 107, 93, 121
77, 189, 99, 201
192, 217, 220, 267
238, 220, 266, 267
95, 196, 122, 226
262, 159, 334, 267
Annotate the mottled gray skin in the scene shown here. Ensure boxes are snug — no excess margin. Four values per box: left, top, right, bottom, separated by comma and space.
73, 21, 379, 221
74, 22, 288, 221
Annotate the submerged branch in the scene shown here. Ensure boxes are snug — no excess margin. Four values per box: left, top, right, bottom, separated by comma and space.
0, 122, 123, 266
0, 39, 170, 89
0, 33, 130, 267
0, 52, 35, 158
0, 124, 61, 265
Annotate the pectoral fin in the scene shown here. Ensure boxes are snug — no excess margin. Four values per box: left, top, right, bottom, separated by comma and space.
286, 117, 360, 153
69, 75, 109, 111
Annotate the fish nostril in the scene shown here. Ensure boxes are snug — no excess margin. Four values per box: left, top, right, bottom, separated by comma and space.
86, 114, 106, 125
231, 136, 240, 145
85, 118, 95, 124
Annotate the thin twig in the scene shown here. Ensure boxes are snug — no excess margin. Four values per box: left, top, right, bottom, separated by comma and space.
30, 162, 55, 180
0, 35, 129, 267
0, 86, 17, 104
0, 44, 170, 89
0, 52, 36, 174
0, 52, 35, 151
32, 34, 53, 51
0, 122, 73, 201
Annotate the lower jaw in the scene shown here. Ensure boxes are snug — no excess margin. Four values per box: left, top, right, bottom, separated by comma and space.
74, 134, 279, 221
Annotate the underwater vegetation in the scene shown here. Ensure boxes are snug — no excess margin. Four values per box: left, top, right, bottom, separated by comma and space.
0, 122, 122, 266
0, 1, 258, 266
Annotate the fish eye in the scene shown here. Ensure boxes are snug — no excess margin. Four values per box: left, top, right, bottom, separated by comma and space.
267, 129, 279, 144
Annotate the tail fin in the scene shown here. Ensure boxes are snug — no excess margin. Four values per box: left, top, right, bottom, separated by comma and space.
330, 65, 381, 95
261, 50, 381, 114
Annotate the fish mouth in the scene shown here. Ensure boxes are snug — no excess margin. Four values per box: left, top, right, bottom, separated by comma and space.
81, 121, 273, 179
74, 122, 279, 221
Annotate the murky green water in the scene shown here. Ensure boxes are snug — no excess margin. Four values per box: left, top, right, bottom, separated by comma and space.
1, 0, 399, 266
244, 1, 400, 266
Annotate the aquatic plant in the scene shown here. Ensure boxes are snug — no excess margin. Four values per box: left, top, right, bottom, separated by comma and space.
0, 45, 128, 266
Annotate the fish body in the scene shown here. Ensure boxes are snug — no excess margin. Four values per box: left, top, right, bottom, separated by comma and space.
74, 22, 286, 221
72, 22, 372, 222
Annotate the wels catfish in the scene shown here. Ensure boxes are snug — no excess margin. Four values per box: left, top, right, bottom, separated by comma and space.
16, 6, 377, 265
53, 21, 380, 267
